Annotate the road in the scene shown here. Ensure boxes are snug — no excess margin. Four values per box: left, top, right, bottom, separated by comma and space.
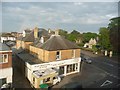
81, 50, 120, 88
12, 48, 120, 89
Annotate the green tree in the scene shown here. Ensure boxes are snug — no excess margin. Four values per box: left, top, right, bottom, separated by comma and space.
108, 17, 120, 53
82, 32, 98, 43
66, 30, 83, 43
99, 27, 111, 50
59, 29, 68, 37
71, 30, 80, 34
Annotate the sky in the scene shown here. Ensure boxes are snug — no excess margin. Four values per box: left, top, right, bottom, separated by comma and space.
1, 1, 118, 33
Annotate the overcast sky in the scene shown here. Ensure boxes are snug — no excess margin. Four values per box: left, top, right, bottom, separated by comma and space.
1, 2, 118, 33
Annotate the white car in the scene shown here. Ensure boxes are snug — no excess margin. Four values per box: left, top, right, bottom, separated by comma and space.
1, 83, 11, 89
53, 76, 61, 85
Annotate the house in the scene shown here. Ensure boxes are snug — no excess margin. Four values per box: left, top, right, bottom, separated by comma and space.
0, 33, 16, 43
0, 42, 12, 87
84, 38, 97, 49
16, 27, 50, 50
15, 27, 81, 88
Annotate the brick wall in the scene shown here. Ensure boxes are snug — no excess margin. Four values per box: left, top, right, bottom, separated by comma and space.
0, 52, 12, 69
29, 45, 80, 62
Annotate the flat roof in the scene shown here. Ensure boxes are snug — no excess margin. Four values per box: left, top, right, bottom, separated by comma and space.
33, 68, 57, 78
16, 49, 44, 65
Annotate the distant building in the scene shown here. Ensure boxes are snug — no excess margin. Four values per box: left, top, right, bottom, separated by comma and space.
0, 33, 16, 43
84, 38, 97, 49
0, 43, 12, 87
16, 27, 81, 88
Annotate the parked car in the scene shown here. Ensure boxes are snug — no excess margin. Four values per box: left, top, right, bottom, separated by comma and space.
82, 57, 92, 64
1, 83, 12, 89
53, 76, 61, 85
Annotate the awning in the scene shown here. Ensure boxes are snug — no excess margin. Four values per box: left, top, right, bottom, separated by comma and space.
39, 84, 49, 88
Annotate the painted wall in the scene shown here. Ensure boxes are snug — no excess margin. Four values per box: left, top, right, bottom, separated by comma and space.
0, 67, 13, 83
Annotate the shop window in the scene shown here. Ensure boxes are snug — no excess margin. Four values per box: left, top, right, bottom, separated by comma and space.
56, 51, 61, 60
0, 54, 8, 64
59, 66, 64, 75
67, 64, 76, 73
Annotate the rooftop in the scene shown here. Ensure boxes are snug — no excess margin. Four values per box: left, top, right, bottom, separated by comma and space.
40, 35, 80, 51
0, 42, 11, 51
1, 33, 15, 37
16, 48, 44, 65
33, 68, 57, 78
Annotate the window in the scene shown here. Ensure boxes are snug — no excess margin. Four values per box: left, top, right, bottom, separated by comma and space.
0, 54, 8, 64
56, 51, 61, 60
44, 77, 50, 83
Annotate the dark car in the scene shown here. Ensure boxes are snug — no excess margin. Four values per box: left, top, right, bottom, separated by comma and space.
81, 57, 92, 64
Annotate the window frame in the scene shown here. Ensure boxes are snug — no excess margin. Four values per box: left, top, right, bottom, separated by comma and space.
0, 54, 8, 64
56, 51, 61, 60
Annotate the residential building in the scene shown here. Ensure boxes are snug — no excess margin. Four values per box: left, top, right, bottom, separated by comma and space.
0, 42, 12, 87
84, 38, 97, 49
16, 27, 81, 88
0, 33, 16, 43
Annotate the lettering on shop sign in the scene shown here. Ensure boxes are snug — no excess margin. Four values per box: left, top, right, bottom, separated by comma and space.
32, 58, 80, 69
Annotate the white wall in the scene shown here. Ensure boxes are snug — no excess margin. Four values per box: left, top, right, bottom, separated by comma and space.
0, 67, 13, 83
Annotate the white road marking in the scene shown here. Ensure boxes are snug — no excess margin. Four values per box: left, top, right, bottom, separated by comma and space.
102, 62, 114, 67
100, 80, 113, 87
116, 83, 120, 87
105, 72, 120, 79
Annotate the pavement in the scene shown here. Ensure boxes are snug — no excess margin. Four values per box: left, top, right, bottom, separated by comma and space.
12, 54, 33, 89
53, 61, 107, 88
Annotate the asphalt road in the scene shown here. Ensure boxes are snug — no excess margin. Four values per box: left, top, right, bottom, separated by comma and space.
81, 50, 120, 88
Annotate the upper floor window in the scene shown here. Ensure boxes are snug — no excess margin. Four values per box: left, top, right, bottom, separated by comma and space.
0, 54, 8, 64
56, 51, 61, 60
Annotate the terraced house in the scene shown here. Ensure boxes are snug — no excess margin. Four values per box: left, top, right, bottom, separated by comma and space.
0, 43, 12, 87
16, 27, 81, 88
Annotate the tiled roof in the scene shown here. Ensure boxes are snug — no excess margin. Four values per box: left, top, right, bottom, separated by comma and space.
16, 48, 44, 65
1, 33, 15, 37
0, 42, 11, 51
40, 35, 80, 51
17, 31, 35, 42
17, 28, 49, 42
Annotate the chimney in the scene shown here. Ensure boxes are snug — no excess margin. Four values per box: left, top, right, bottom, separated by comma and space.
55, 30, 59, 35
34, 27, 38, 38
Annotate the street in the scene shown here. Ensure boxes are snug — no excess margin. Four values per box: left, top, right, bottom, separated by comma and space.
12, 49, 120, 89
81, 50, 120, 88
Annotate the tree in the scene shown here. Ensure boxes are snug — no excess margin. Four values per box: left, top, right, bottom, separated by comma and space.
66, 30, 83, 43
82, 32, 98, 43
108, 17, 120, 53
59, 29, 68, 36
71, 30, 80, 34
99, 27, 111, 50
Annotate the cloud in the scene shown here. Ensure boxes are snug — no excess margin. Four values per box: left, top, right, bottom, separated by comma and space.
74, 2, 83, 5
2, 2, 118, 33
